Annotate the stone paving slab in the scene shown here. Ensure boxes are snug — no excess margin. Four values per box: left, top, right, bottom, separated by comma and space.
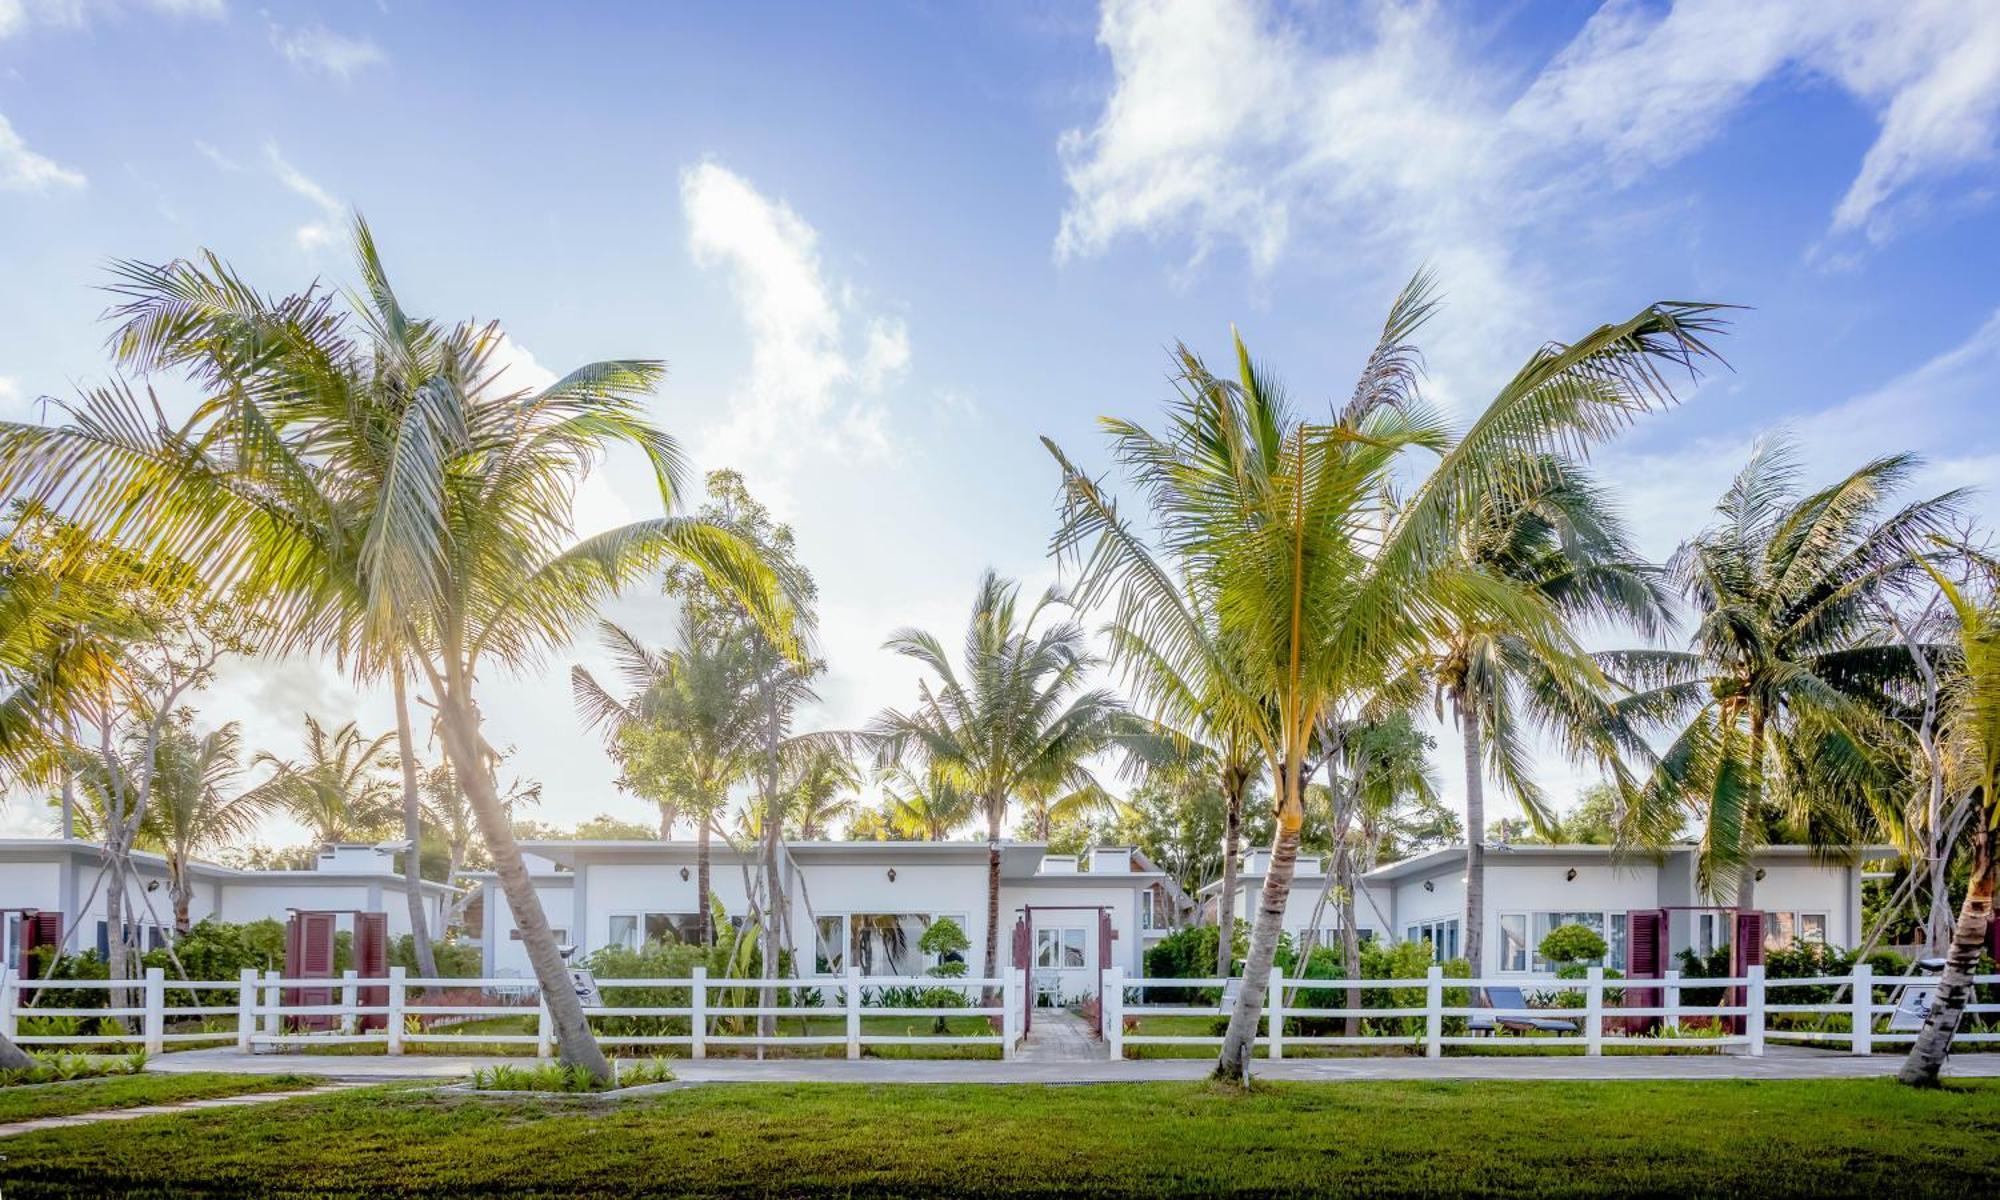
147, 1046, 2000, 1084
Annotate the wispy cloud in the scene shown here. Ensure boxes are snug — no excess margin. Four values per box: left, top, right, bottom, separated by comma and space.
264, 144, 341, 250
271, 22, 384, 79
0, 0, 223, 38
0, 111, 84, 191
681, 160, 911, 491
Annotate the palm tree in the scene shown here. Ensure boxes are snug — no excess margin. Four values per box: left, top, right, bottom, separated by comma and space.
574, 616, 761, 943
255, 716, 399, 847
420, 760, 539, 933
782, 745, 861, 840
871, 571, 1125, 993
1048, 275, 1727, 1080
1615, 443, 1963, 904
1416, 456, 1672, 976
140, 718, 279, 932
1899, 553, 2000, 1085
1017, 780, 1114, 842
878, 762, 977, 840
0, 217, 797, 1082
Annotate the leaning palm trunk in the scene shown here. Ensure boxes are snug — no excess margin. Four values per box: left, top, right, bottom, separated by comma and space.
394, 672, 439, 977
1460, 705, 1485, 977
1215, 809, 1301, 1082
696, 820, 714, 946
1216, 782, 1242, 979
1899, 822, 1995, 1086
437, 692, 610, 1080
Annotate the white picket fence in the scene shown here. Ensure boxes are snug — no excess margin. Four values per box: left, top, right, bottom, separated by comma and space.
1102, 964, 2000, 1059
0, 966, 1025, 1060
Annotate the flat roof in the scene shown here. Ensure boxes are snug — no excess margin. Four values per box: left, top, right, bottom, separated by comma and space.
0, 838, 458, 895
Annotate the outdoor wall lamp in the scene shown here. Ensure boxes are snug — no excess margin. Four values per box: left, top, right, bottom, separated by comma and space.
679, 867, 690, 882
887, 869, 898, 883
1565, 868, 1578, 882
1423, 880, 1435, 892
1755, 868, 1767, 882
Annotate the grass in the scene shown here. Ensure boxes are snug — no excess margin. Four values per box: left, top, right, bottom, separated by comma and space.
293, 1013, 1004, 1059
1121, 1016, 1731, 1057
0, 1078, 1996, 1197
0, 1072, 317, 1125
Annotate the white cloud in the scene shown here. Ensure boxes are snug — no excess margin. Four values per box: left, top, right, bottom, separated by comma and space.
1059, 0, 2000, 274
271, 23, 385, 79
680, 161, 911, 484
0, 112, 84, 191
265, 144, 342, 250
0, 0, 221, 37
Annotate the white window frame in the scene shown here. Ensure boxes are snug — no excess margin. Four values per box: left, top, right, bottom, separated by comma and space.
809, 911, 968, 978
1503, 910, 1631, 975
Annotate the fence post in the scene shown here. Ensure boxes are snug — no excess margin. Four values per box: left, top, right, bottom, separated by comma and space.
1746, 964, 1765, 1057
534, 986, 552, 1059
386, 966, 406, 1056
262, 970, 280, 1038
690, 966, 707, 1060
142, 966, 165, 1056
236, 968, 256, 1052
0, 968, 14, 1045
1102, 966, 1123, 1062
339, 969, 358, 1036
1584, 966, 1604, 1056
1851, 962, 1873, 1056
844, 965, 862, 1061
1002, 967, 1019, 1060
1664, 969, 1680, 1036
1425, 965, 1443, 1059
1266, 965, 1285, 1060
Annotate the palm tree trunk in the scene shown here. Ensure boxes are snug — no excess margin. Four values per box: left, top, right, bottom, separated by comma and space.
658, 804, 675, 840
1461, 704, 1485, 978
1899, 821, 1994, 1086
1215, 788, 1300, 1083
0, 1033, 33, 1071
984, 798, 1004, 1006
1337, 844, 1362, 1038
436, 685, 611, 1082
696, 820, 713, 947
171, 873, 192, 936
1216, 774, 1242, 979
393, 672, 439, 978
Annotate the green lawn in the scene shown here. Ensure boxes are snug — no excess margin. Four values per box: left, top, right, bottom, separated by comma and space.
0, 1072, 317, 1125
296, 1014, 1003, 1059
1121, 1015, 1732, 1057
2, 1078, 1997, 1197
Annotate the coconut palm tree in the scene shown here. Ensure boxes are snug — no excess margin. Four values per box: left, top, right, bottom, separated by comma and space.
574, 615, 761, 943
871, 571, 1126, 991
139, 717, 280, 932
1413, 455, 1673, 976
254, 716, 399, 847
0, 217, 796, 1083
1899, 553, 2000, 1085
783, 745, 862, 840
1614, 443, 1963, 904
878, 762, 977, 840
1047, 274, 1727, 1080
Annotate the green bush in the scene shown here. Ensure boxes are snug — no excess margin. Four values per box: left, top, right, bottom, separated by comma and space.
1143, 921, 1292, 1004
1290, 940, 1473, 1037
1538, 923, 1608, 969
388, 935, 482, 978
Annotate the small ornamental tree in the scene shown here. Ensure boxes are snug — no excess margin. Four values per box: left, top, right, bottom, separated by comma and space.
1539, 923, 1614, 1008
919, 918, 971, 1032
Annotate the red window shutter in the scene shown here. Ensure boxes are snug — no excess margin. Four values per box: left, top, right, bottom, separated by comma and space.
284, 912, 338, 1031
1734, 911, 1766, 974
1627, 910, 1664, 979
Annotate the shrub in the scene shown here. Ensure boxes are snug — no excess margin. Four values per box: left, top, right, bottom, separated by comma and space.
1538, 923, 1608, 969
389, 935, 483, 978
0, 1050, 146, 1087
1290, 940, 1473, 1037
468, 1057, 674, 1092
1142, 921, 1291, 1004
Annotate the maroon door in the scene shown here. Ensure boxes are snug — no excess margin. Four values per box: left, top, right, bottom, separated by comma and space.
1012, 915, 1031, 1032
1625, 909, 1666, 1034
18, 911, 62, 1002
1730, 910, 1766, 1035
284, 911, 337, 1031
354, 912, 389, 1031
1097, 909, 1114, 1037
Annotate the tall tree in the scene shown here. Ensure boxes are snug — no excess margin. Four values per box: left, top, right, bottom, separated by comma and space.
1415, 456, 1671, 975
871, 571, 1125, 993
1048, 275, 1726, 1080
0, 217, 796, 1083
254, 716, 398, 847
781, 745, 861, 840
1615, 444, 1962, 903
1899, 553, 2000, 1085
135, 715, 278, 932
878, 762, 977, 840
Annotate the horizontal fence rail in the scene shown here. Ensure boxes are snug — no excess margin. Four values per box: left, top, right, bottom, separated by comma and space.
0, 966, 1025, 1060
1099, 965, 2000, 1060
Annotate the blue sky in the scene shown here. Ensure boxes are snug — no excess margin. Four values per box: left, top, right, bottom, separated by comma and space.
3, 0, 1998, 843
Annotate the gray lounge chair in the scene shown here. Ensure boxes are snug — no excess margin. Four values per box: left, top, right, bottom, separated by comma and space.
1468, 986, 1581, 1035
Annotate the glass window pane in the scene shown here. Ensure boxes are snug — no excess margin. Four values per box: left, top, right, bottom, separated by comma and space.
815, 916, 845, 975
609, 915, 638, 951
1063, 928, 1086, 968
1499, 915, 1528, 972
1611, 914, 1628, 973
1800, 913, 1826, 943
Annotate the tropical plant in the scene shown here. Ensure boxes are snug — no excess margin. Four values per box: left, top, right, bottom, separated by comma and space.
1047, 273, 1727, 1079
0, 216, 796, 1083
254, 716, 398, 848
870, 571, 1126, 995
781, 744, 862, 840
1412, 454, 1672, 975
1614, 444, 1963, 904
877, 762, 977, 840
1899, 552, 2000, 1085
132, 715, 280, 932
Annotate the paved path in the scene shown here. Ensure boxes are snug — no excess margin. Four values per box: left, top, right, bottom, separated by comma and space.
148, 1045, 2000, 1084
0, 1081, 371, 1139
1017, 1007, 1103, 1062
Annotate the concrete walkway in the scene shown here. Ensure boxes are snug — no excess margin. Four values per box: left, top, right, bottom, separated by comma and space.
0, 1081, 372, 1139
1017, 1007, 1102, 1062
147, 1045, 2000, 1084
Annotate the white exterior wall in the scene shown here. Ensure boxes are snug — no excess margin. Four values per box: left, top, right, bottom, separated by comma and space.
1226, 867, 1385, 944
1000, 882, 1147, 993
792, 861, 991, 978
483, 880, 575, 979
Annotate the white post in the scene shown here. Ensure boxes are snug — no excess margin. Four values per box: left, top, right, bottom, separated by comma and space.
0, 968, 15, 1045
690, 966, 708, 1060
1425, 965, 1443, 1059
1851, 962, 1873, 1056
1664, 969, 1681, 1036
534, 987, 552, 1059
1746, 963, 1766, 1057
236, 968, 256, 1052
386, 966, 406, 1056
1002, 968, 1019, 1061
142, 966, 165, 1056
1266, 965, 1285, 1060
262, 970, 280, 1038
844, 965, 862, 1061
1103, 966, 1123, 1061
339, 969, 358, 1036
1584, 966, 1604, 1056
